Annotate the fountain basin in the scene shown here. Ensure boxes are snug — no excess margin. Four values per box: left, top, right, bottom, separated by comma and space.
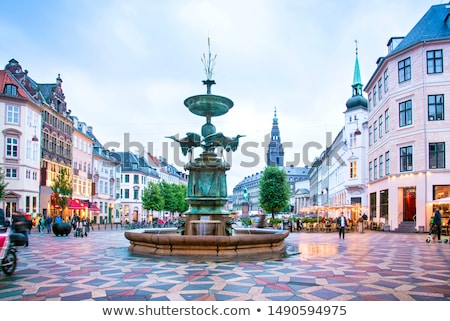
233, 227, 282, 235
125, 230, 289, 260
184, 94, 233, 117
144, 228, 178, 235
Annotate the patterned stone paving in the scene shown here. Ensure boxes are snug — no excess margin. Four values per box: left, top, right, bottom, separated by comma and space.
0, 228, 448, 301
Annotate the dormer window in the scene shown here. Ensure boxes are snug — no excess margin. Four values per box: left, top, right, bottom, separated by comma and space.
4, 84, 18, 96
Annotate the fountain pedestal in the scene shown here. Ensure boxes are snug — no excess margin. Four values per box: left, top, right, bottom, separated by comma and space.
183, 151, 230, 235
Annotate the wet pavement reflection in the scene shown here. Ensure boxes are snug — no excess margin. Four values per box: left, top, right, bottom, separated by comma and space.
297, 243, 339, 258
0, 228, 448, 301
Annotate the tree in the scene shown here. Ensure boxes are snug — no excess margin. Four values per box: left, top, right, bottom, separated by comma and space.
174, 184, 188, 213
0, 167, 8, 201
51, 168, 72, 216
142, 181, 164, 219
159, 182, 189, 218
258, 166, 290, 218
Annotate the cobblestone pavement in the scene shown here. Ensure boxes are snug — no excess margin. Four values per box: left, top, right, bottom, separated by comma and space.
0, 228, 448, 301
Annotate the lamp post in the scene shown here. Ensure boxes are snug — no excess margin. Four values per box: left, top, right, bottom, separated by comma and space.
108, 203, 113, 229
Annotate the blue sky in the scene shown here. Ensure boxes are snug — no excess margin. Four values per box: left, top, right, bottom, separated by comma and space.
0, 0, 441, 192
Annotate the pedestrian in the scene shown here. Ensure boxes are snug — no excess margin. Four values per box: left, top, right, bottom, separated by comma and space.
433, 206, 442, 243
357, 215, 364, 233
40, 215, 45, 233
337, 212, 348, 240
45, 216, 52, 233
84, 219, 90, 236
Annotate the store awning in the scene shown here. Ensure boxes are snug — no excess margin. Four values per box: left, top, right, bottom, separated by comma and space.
431, 196, 450, 204
68, 198, 86, 210
89, 205, 101, 212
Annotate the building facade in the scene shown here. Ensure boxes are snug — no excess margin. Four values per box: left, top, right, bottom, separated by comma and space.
306, 46, 369, 222
91, 138, 120, 224
0, 66, 41, 222
365, 3, 450, 232
3, 59, 74, 220
111, 151, 160, 224
70, 116, 95, 220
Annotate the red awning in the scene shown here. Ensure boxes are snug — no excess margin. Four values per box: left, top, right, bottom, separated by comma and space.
89, 205, 100, 212
68, 198, 86, 210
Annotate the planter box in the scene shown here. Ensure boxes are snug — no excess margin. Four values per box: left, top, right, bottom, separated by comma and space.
52, 223, 72, 236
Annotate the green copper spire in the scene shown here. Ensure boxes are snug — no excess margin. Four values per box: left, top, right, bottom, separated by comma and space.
352, 40, 363, 96
273, 106, 278, 124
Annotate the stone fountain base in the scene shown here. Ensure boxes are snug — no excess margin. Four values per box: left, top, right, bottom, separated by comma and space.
124, 230, 289, 260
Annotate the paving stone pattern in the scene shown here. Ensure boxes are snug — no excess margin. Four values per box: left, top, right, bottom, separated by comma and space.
0, 228, 448, 301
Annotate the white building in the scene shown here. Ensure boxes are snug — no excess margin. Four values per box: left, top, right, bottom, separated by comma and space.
111, 151, 160, 224
91, 137, 120, 224
365, 3, 450, 232
307, 47, 369, 222
0, 67, 41, 221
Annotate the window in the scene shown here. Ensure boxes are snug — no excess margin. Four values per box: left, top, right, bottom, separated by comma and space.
385, 151, 390, 175
350, 161, 357, 178
133, 174, 139, 184
368, 93, 372, 112
369, 161, 373, 182
400, 146, 413, 172
374, 158, 378, 180
385, 108, 389, 133
428, 95, 444, 121
6, 105, 19, 124
378, 115, 383, 138
398, 57, 411, 82
124, 189, 129, 199
6, 137, 18, 158
427, 50, 443, 74
4, 84, 18, 96
370, 192, 377, 219
378, 78, 382, 101
379, 155, 384, 178
50, 136, 57, 152
399, 100, 412, 127
429, 142, 445, 169
369, 126, 372, 146
352, 132, 357, 147
124, 174, 129, 183
26, 140, 31, 160
5, 168, 18, 178
384, 69, 389, 93
380, 189, 389, 218
373, 120, 378, 142
373, 85, 377, 106
133, 189, 139, 200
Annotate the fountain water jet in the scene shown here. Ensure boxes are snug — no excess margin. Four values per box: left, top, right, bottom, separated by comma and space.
125, 40, 289, 259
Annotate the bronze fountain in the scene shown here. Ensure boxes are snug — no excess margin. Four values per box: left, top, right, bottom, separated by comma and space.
125, 40, 289, 259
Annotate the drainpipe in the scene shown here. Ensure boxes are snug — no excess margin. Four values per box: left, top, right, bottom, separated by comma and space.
422, 41, 428, 232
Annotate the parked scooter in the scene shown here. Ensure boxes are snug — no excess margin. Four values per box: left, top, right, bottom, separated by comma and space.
0, 227, 17, 275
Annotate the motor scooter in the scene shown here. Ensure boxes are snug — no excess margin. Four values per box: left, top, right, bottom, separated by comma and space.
0, 227, 17, 275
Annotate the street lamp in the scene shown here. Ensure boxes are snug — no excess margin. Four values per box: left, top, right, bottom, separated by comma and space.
31, 124, 39, 142
354, 119, 361, 136
109, 203, 113, 228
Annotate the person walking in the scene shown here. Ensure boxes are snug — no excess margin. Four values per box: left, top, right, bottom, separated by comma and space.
337, 212, 348, 240
45, 216, 52, 234
357, 215, 364, 233
39, 215, 45, 233
434, 206, 442, 243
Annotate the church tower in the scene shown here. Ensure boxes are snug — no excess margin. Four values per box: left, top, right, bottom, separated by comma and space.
266, 107, 284, 166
